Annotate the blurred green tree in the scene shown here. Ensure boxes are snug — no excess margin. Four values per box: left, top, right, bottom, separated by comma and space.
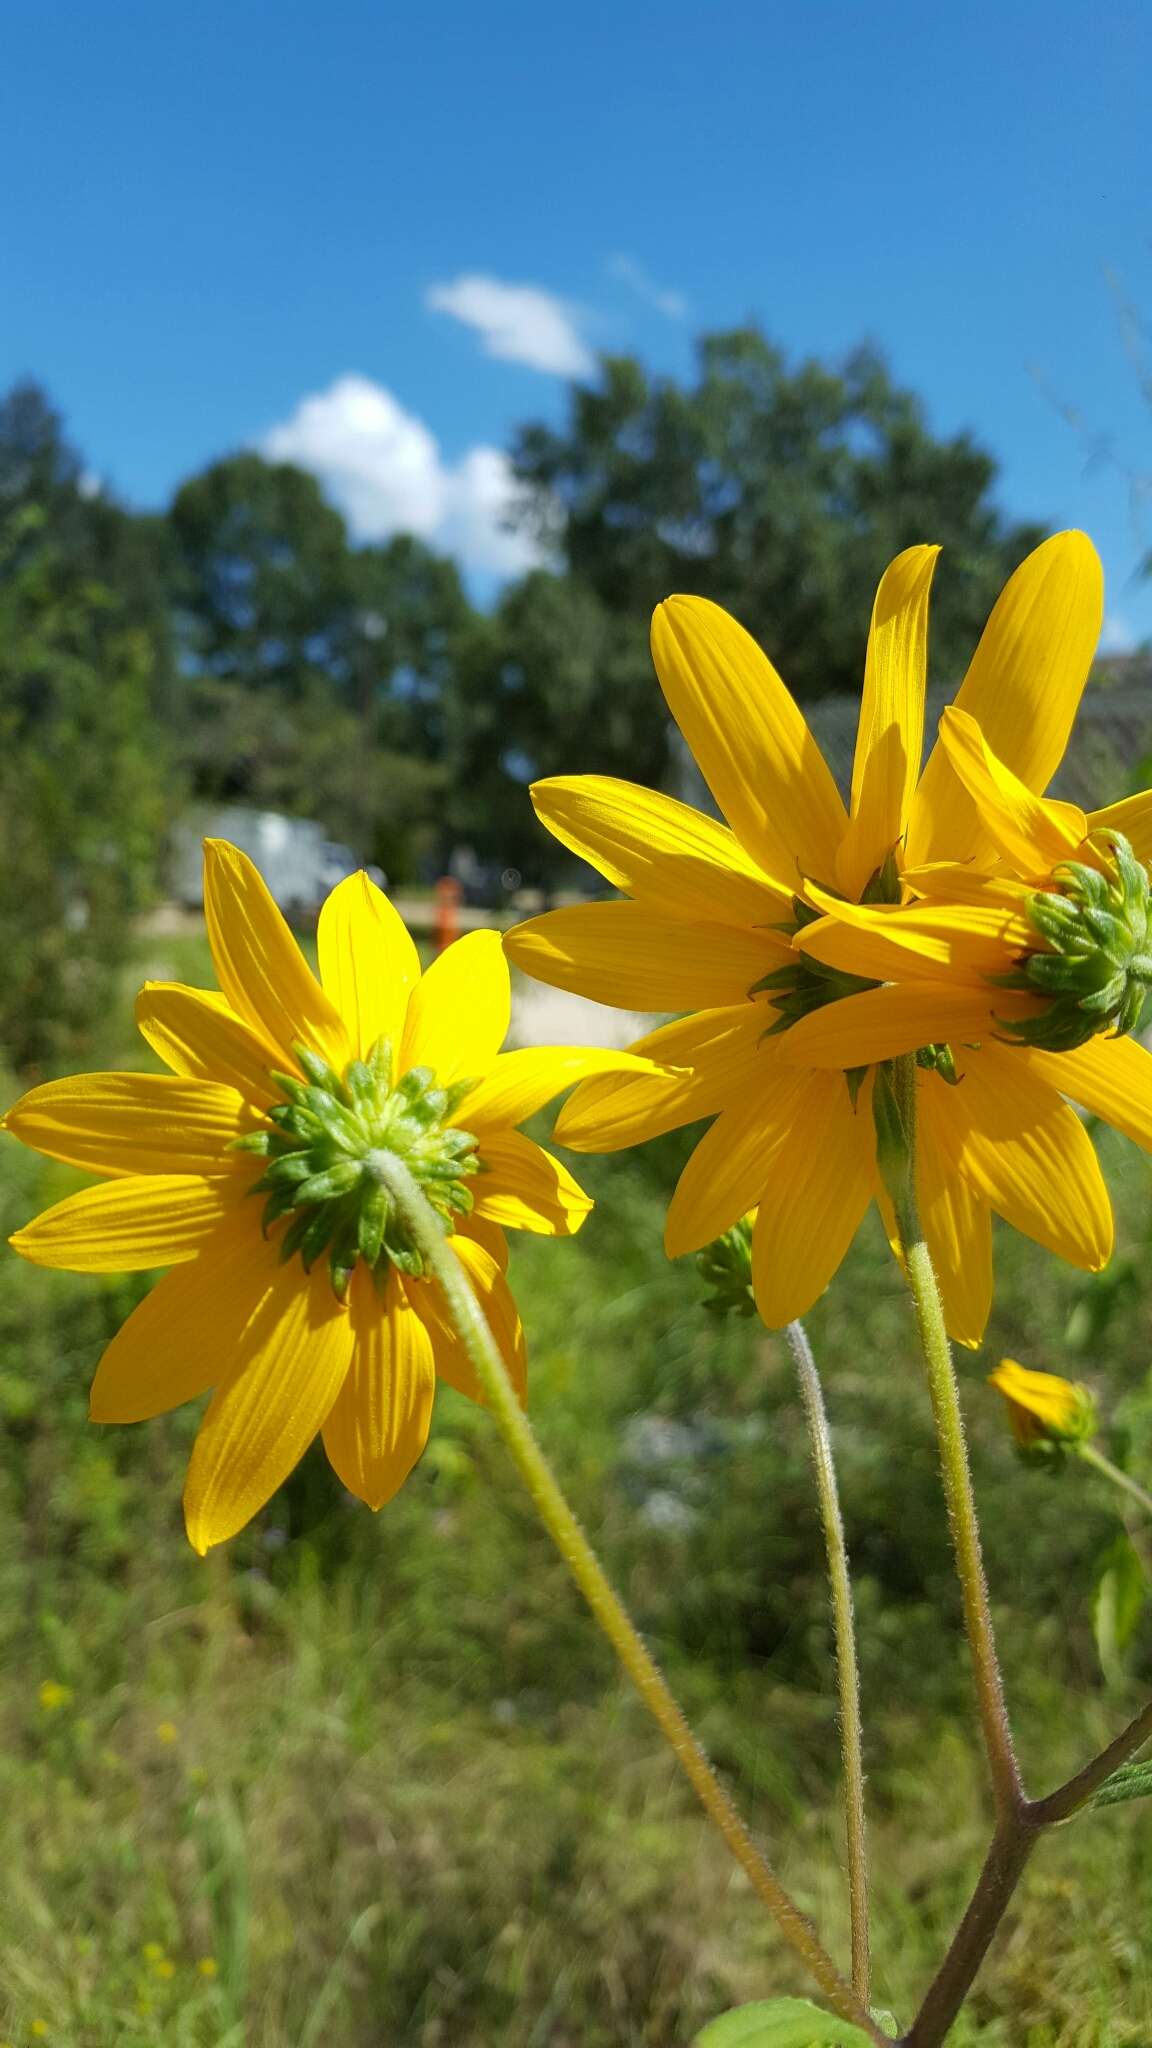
512, 327, 1045, 701
0, 500, 168, 1072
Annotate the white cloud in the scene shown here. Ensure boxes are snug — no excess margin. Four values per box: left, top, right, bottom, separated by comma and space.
1101, 612, 1137, 654
607, 253, 687, 321
426, 272, 595, 379
262, 374, 545, 581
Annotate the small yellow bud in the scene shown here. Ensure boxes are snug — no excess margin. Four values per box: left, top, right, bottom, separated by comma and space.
988, 1359, 1096, 1451
196, 1956, 219, 1979
30, 2025, 49, 2041
141, 1942, 165, 1963
154, 1958, 176, 1981
38, 1680, 72, 1714
154, 1720, 179, 1746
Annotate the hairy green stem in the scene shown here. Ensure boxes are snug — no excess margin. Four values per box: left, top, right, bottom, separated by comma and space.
1026, 1695, 1152, 1825
369, 1151, 884, 2041
1077, 1440, 1152, 1518
786, 1319, 870, 2008
887, 1058, 1023, 1825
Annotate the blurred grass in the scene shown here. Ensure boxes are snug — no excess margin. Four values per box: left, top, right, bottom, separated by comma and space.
0, 930, 1150, 2043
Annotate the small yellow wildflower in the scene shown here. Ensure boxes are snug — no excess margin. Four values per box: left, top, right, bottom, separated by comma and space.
155, 1720, 179, 1746
988, 1359, 1096, 1450
4, 846, 666, 1550
141, 1942, 165, 1963
507, 533, 1117, 1342
37, 1680, 72, 1713
196, 1957, 219, 1979
154, 1958, 176, 1981
30, 2025, 48, 2041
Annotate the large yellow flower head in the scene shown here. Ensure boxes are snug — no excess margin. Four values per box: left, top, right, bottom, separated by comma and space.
3, 842, 661, 1551
504, 533, 1139, 1344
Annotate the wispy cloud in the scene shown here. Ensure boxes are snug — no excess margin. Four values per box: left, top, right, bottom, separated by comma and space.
426, 273, 594, 378
1101, 611, 1137, 654
607, 252, 687, 321
261, 374, 545, 579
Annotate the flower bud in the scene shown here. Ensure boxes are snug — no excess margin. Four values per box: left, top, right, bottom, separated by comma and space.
995, 833, 1152, 1052
988, 1358, 1097, 1465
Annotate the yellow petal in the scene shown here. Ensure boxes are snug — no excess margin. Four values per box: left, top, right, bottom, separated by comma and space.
1089, 787, 1152, 867
529, 775, 790, 922
652, 596, 847, 885
135, 983, 283, 1104
796, 887, 1032, 985
930, 1043, 1112, 1271
937, 708, 1087, 875
901, 862, 1034, 910
3, 1073, 254, 1178
471, 1129, 593, 1235
504, 901, 784, 1012
455, 1215, 510, 1270
458, 1045, 677, 1135
1019, 1034, 1152, 1152
322, 1266, 436, 1508
917, 1075, 993, 1347
89, 1212, 271, 1421
316, 871, 420, 1061
778, 980, 1043, 1069
988, 1359, 1085, 1436
555, 1004, 769, 1152
10, 1174, 245, 1273
400, 930, 510, 1084
836, 545, 939, 898
408, 1238, 527, 1405
203, 839, 351, 1071
664, 1068, 811, 1257
750, 1072, 875, 1326
183, 1253, 355, 1552
907, 532, 1104, 866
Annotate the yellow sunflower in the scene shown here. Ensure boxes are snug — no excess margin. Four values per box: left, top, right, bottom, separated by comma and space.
3, 841, 663, 1551
505, 532, 1112, 1343
987, 1359, 1096, 1450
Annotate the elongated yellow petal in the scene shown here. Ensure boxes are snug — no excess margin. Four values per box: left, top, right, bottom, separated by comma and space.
458, 1045, 677, 1135
937, 708, 1087, 875
135, 983, 283, 1104
901, 862, 1033, 910
837, 545, 939, 898
797, 887, 1031, 985
907, 532, 1104, 865
918, 1076, 993, 1347
183, 1253, 355, 1552
556, 1004, 769, 1152
504, 901, 783, 1012
930, 1043, 1112, 1271
10, 1173, 245, 1272
664, 1068, 810, 1257
651, 595, 847, 885
322, 1266, 436, 1508
203, 839, 351, 1071
471, 1129, 593, 1235
408, 1238, 527, 1405
1089, 787, 1152, 866
750, 1071, 875, 1326
400, 930, 510, 1084
1019, 1034, 1152, 1152
529, 775, 790, 923
778, 980, 1043, 1069
89, 1213, 270, 1421
3, 1073, 254, 1178
316, 871, 420, 1061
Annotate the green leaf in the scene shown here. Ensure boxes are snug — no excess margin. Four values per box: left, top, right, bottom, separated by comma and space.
1092, 1533, 1147, 1681
1090, 1759, 1152, 1811
694, 1998, 877, 2047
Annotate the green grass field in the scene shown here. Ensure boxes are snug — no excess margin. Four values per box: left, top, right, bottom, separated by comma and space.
0, 930, 1150, 2045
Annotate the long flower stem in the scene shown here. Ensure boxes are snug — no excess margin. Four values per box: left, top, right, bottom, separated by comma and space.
370, 1151, 884, 2042
786, 1320, 870, 2009
1076, 1441, 1152, 1517
886, 1059, 1022, 1826
1026, 1695, 1152, 1825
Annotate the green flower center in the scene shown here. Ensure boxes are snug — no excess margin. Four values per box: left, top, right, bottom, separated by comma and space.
232, 1039, 479, 1299
751, 895, 880, 1039
994, 832, 1152, 1053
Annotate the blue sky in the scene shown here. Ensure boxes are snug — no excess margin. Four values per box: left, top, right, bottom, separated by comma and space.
2, 0, 1150, 643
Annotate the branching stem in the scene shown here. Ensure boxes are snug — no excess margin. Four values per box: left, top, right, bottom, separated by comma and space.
370, 1150, 885, 2042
